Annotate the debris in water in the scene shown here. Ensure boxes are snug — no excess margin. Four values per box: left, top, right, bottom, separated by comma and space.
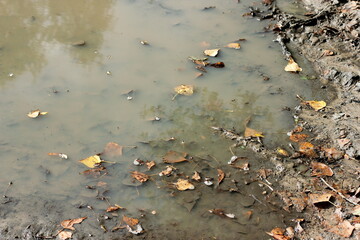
284, 57, 302, 72
27, 109, 48, 119
79, 155, 103, 168
175, 178, 194, 191
225, 43, 241, 49
48, 153, 68, 159
130, 171, 149, 183
204, 48, 220, 57
60, 217, 87, 230
163, 151, 188, 163
204, 177, 213, 186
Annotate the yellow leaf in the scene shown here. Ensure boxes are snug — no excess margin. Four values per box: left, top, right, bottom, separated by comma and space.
284, 57, 302, 72
175, 179, 194, 191
174, 85, 194, 96
79, 155, 102, 168
244, 127, 264, 138
277, 148, 289, 156
305, 100, 326, 111
27, 109, 48, 118
225, 43, 241, 49
204, 48, 220, 57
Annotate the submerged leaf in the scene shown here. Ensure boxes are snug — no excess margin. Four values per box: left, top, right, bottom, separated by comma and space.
102, 142, 123, 157
79, 155, 103, 168
106, 204, 124, 212
61, 217, 87, 230
175, 179, 194, 191
277, 148, 290, 157
130, 171, 149, 183
159, 166, 176, 176
284, 57, 302, 72
174, 85, 194, 96
163, 151, 188, 163
244, 127, 264, 138
204, 48, 220, 57
305, 100, 326, 111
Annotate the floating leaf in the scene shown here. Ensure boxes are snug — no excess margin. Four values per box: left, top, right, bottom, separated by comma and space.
106, 204, 124, 212
289, 133, 308, 142
130, 171, 149, 183
159, 166, 175, 176
163, 151, 188, 163
309, 193, 332, 205
217, 169, 225, 184
225, 43, 241, 49
58, 231, 73, 240
146, 161, 156, 170
327, 220, 355, 238
284, 57, 302, 72
244, 127, 264, 138
304, 100, 326, 111
204, 48, 220, 57
79, 155, 103, 168
102, 142, 123, 157
311, 162, 333, 177
61, 217, 87, 230
27, 109, 48, 118
123, 215, 139, 227
175, 179, 194, 191
192, 171, 201, 181
174, 85, 194, 96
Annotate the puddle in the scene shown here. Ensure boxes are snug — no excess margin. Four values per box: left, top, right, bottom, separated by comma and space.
0, 0, 328, 239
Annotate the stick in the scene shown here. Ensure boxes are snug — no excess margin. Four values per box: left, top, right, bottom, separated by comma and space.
320, 177, 358, 206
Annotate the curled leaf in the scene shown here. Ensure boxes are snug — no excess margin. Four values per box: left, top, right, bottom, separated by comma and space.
58, 231, 73, 240
106, 204, 124, 212
192, 171, 201, 181
277, 148, 290, 157
146, 160, 156, 170
159, 166, 176, 176
284, 57, 302, 72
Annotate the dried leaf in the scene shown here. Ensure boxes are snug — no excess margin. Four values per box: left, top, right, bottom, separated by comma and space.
352, 206, 360, 216
210, 62, 225, 68
130, 171, 149, 183
266, 227, 291, 240
58, 231, 73, 240
209, 209, 233, 218
290, 197, 307, 212
61, 217, 87, 230
217, 169, 225, 184
146, 161, 156, 170
289, 133, 309, 142
81, 167, 106, 176
277, 148, 290, 157
337, 138, 351, 148
311, 162, 333, 177
163, 151, 188, 163
322, 50, 334, 56
309, 193, 332, 205
102, 142, 123, 157
192, 171, 201, 181
323, 148, 344, 160
244, 127, 264, 138
174, 85, 194, 96
27, 109, 48, 118
298, 142, 318, 158
327, 220, 355, 238
225, 43, 241, 49
175, 179, 194, 191
292, 126, 303, 133
106, 204, 124, 212
79, 155, 103, 168
123, 215, 139, 227
204, 48, 220, 57
159, 166, 175, 176
284, 57, 302, 72
304, 100, 326, 111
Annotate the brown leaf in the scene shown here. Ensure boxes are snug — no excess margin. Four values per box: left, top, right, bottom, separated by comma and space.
298, 142, 318, 158
130, 171, 149, 183
106, 204, 124, 212
158, 166, 175, 176
311, 162, 334, 177
208, 209, 234, 218
323, 148, 344, 160
81, 167, 106, 177
266, 227, 291, 240
327, 220, 355, 238
192, 171, 201, 181
244, 127, 264, 138
290, 197, 307, 212
163, 151, 188, 163
217, 169, 225, 184
175, 178, 194, 191
123, 215, 139, 227
146, 161, 156, 170
210, 62, 225, 68
102, 142, 123, 157
292, 126, 303, 133
289, 133, 308, 142
258, 169, 272, 178
244, 210, 253, 220
61, 217, 87, 230
309, 193, 332, 205
322, 50, 335, 56
58, 231, 73, 240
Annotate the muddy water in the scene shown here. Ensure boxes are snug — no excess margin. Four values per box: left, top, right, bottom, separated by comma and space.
0, 0, 326, 239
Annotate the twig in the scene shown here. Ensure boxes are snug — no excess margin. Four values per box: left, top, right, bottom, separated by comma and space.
320, 177, 358, 206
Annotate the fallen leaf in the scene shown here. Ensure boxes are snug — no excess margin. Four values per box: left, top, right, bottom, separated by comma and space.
192, 171, 201, 181
79, 155, 103, 168
292, 126, 303, 133
208, 209, 235, 218
81, 167, 107, 176
204, 48, 220, 57
322, 50, 334, 56
195, 72, 204, 78
61, 217, 87, 230
102, 142, 123, 157
304, 100, 326, 111
123, 215, 139, 227
159, 166, 175, 176
244, 127, 264, 138
277, 148, 290, 157
337, 138, 351, 148
146, 161, 156, 170
210, 62, 225, 68
174, 85, 194, 96
130, 171, 149, 183
225, 43, 241, 49
106, 204, 124, 212
284, 57, 302, 72
290, 197, 307, 212
58, 231, 73, 240
327, 220, 355, 238
311, 162, 333, 177
352, 206, 360, 216
175, 179, 194, 191
27, 109, 48, 118
289, 133, 309, 142
266, 227, 291, 240
323, 148, 344, 160
244, 210, 253, 220
217, 169, 225, 184
309, 193, 332, 205
163, 151, 188, 163
298, 142, 318, 158
258, 169, 272, 178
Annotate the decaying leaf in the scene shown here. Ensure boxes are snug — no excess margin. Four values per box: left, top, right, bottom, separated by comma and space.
327, 220, 355, 238
298, 142, 318, 158
159, 166, 175, 176
277, 148, 290, 157
204, 48, 220, 57
102, 142, 123, 157
311, 162, 334, 177
175, 178, 194, 191
106, 204, 124, 212
61, 217, 87, 230
27, 109, 48, 118
192, 171, 201, 181
123, 215, 139, 227
146, 161, 156, 170
309, 193, 333, 205
323, 148, 344, 160
81, 167, 107, 177
304, 100, 326, 111
79, 155, 103, 168
244, 127, 264, 138
210, 62, 225, 68
163, 151, 188, 163
289, 133, 308, 142
290, 197, 307, 212
217, 169, 225, 184
266, 227, 291, 240
174, 85, 194, 96
225, 43, 241, 49
58, 231, 73, 240
209, 209, 235, 219
130, 171, 149, 183
284, 57, 302, 72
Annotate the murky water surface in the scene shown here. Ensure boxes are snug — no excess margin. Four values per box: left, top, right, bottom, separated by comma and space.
0, 0, 328, 239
